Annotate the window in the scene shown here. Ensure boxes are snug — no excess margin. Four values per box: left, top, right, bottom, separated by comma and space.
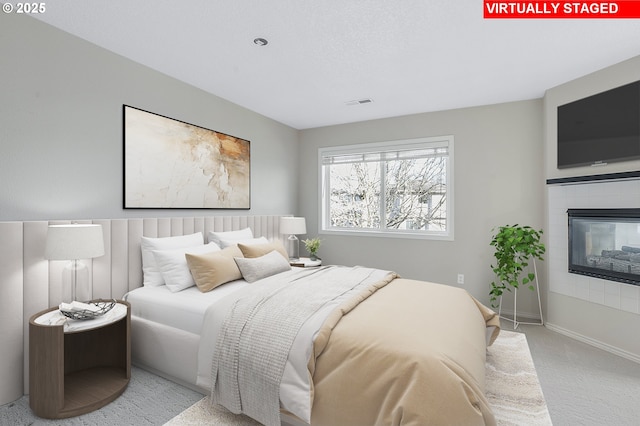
319, 136, 453, 240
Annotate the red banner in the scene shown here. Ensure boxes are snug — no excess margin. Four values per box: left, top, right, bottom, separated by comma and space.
484, 1, 640, 18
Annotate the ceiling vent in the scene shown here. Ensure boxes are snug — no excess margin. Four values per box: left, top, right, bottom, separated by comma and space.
345, 99, 373, 106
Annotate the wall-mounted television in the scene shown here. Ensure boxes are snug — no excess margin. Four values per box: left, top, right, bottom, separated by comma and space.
557, 80, 640, 169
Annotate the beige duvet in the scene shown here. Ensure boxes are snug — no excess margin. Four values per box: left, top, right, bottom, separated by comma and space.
308, 278, 501, 426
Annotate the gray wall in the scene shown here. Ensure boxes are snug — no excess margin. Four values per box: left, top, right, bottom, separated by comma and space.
0, 14, 299, 221
543, 55, 640, 359
299, 100, 546, 308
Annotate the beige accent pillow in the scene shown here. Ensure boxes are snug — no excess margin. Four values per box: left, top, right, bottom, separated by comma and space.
185, 246, 243, 293
237, 240, 288, 260
234, 250, 291, 283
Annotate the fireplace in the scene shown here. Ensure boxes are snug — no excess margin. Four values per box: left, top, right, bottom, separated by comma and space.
568, 208, 640, 286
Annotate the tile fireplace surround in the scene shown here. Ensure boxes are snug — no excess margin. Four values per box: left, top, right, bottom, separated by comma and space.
548, 178, 640, 315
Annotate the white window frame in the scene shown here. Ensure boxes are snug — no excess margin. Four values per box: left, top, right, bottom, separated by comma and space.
319, 136, 454, 241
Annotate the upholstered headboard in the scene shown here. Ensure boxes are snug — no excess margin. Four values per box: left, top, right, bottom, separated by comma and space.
0, 215, 288, 404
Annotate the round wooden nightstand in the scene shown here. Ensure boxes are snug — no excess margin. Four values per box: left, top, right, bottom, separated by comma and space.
28, 300, 131, 419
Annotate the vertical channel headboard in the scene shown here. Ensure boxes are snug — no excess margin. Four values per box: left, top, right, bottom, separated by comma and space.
0, 215, 287, 404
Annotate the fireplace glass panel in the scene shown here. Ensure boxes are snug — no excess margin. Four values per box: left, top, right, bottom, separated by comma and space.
568, 209, 640, 285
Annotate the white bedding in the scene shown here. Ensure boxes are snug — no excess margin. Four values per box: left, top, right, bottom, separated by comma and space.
124, 279, 249, 334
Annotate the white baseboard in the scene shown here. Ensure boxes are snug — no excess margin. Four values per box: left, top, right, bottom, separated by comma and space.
545, 322, 640, 365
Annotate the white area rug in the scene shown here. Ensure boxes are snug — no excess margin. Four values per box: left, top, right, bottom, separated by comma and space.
486, 330, 553, 425
165, 330, 551, 425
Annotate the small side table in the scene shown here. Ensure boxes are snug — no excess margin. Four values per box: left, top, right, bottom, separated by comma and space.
29, 300, 131, 419
290, 257, 322, 267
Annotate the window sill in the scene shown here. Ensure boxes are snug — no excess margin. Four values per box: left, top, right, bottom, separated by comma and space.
319, 228, 453, 241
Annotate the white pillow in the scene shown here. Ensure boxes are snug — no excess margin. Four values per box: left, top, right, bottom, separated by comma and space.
234, 250, 291, 283
153, 242, 221, 293
208, 228, 253, 245
141, 232, 204, 286
219, 236, 268, 249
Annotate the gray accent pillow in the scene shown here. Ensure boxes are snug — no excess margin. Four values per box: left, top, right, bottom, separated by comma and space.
234, 250, 291, 283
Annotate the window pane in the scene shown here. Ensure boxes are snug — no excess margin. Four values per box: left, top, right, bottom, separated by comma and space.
384, 156, 447, 231
320, 135, 453, 240
328, 161, 381, 229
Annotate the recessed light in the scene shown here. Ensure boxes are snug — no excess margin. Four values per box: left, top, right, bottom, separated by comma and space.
253, 38, 268, 46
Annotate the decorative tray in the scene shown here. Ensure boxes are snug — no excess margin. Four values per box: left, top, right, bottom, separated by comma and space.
60, 299, 117, 321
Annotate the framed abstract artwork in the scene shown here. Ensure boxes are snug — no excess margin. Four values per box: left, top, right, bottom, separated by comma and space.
123, 105, 250, 209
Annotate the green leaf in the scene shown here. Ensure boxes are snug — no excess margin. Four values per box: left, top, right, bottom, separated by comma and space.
489, 224, 545, 301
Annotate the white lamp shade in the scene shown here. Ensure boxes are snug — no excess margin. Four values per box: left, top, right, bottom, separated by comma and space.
280, 217, 306, 235
45, 224, 105, 260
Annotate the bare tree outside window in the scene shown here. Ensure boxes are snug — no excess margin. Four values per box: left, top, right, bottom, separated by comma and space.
384, 156, 446, 231
329, 161, 381, 228
321, 136, 453, 239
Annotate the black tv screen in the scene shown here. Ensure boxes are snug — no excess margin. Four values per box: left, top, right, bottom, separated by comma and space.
557, 80, 640, 169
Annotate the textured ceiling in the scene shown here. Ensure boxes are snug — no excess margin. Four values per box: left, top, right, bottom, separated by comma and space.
31, 0, 640, 129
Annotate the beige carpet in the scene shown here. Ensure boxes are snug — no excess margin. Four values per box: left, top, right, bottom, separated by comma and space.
165, 330, 551, 425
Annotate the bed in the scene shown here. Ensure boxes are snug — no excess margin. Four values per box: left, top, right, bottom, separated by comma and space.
124, 228, 501, 426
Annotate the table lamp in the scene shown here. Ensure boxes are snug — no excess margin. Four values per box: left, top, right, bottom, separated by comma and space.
45, 224, 105, 303
280, 217, 306, 261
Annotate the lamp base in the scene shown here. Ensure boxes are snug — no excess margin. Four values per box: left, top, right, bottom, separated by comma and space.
62, 260, 91, 303
286, 235, 300, 261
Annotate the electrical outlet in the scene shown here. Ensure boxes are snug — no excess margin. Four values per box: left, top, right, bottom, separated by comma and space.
457, 274, 464, 285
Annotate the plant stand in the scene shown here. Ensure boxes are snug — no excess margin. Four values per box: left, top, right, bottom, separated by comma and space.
498, 257, 543, 329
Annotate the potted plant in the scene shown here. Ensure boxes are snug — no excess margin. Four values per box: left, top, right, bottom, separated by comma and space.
303, 237, 322, 261
489, 224, 545, 308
